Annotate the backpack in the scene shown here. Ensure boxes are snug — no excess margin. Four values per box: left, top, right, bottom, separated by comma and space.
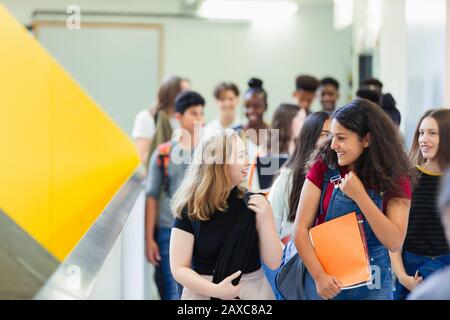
275, 166, 340, 300
156, 141, 173, 194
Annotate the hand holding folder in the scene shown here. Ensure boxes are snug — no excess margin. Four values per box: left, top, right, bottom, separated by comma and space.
309, 212, 371, 288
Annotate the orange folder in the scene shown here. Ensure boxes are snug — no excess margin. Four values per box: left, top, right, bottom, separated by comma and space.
309, 212, 371, 288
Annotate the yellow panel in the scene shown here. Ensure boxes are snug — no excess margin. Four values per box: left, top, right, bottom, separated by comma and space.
0, 6, 52, 249
51, 62, 140, 259
0, 5, 140, 261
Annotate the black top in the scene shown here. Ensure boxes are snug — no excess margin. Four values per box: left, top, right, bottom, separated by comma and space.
172, 187, 261, 276
256, 154, 289, 190
404, 167, 450, 257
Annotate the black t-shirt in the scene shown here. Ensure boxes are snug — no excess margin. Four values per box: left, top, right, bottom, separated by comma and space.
404, 167, 450, 256
172, 188, 261, 275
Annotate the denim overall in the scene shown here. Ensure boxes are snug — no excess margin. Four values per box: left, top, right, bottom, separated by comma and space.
304, 168, 393, 300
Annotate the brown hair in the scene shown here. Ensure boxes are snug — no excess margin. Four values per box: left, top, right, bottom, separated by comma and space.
410, 109, 450, 171
313, 98, 414, 198
214, 82, 240, 99
286, 111, 330, 222
150, 75, 183, 116
270, 104, 301, 154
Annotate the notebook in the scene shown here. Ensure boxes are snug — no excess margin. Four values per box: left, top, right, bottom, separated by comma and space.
309, 212, 372, 289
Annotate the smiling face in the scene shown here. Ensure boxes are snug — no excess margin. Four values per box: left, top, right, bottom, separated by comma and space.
418, 117, 440, 162
319, 84, 339, 112
330, 119, 370, 170
244, 92, 266, 126
227, 136, 249, 187
217, 89, 239, 117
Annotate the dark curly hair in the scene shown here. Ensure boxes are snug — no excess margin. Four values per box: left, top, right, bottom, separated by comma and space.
295, 75, 319, 92
311, 98, 414, 198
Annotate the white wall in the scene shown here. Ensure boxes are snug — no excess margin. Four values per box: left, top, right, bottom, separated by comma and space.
355, 0, 447, 148
379, 0, 407, 134
163, 5, 353, 120
404, 0, 447, 146
1, 0, 352, 128
447, 0, 450, 108
37, 24, 161, 136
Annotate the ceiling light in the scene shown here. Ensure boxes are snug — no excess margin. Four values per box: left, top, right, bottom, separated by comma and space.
198, 0, 298, 21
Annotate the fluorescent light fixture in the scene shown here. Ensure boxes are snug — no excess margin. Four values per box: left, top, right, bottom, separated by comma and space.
406, 0, 446, 26
333, 0, 353, 30
198, 0, 298, 21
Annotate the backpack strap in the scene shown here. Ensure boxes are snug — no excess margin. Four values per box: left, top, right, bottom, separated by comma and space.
156, 141, 173, 193
318, 166, 341, 220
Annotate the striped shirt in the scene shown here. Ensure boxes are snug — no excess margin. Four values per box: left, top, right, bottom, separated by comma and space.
403, 166, 450, 257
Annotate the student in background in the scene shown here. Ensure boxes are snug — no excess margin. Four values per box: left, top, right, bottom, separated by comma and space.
360, 78, 401, 128
145, 91, 205, 300
268, 111, 331, 243
318, 77, 340, 113
203, 82, 240, 139
234, 78, 270, 192
149, 76, 191, 164
380, 93, 401, 128
170, 129, 282, 300
270, 104, 306, 156
356, 87, 381, 105
357, 85, 404, 146
293, 75, 319, 115
132, 76, 190, 168
254, 104, 307, 193
409, 169, 450, 300
294, 98, 412, 300
361, 78, 383, 94
390, 109, 450, 300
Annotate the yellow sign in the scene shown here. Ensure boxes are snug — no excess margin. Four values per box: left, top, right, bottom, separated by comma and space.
0, 5, 139, 261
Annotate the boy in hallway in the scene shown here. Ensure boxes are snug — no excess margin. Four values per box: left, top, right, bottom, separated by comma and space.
145, 91, 205, 300
318, 77, 340, 113
203, 82, 240, 139
293, 74, 319, 115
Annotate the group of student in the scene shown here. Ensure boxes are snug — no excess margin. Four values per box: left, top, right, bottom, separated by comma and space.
131, 73, 450, 300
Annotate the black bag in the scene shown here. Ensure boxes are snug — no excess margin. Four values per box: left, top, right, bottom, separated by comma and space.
275, 238, 308, 300
276, 167, 340, 300
210, 191, 260, 300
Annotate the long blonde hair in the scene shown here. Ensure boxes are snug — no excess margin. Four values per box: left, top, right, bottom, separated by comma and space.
171, 129, 246, 221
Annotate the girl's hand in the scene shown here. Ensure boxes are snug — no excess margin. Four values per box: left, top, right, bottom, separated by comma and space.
214, 271, 242, 300
399, 271, 423, 291
247, 194, 273, 223
315, 272, 343, 300
338, 171, 366, 202
146, 239, 161, 265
